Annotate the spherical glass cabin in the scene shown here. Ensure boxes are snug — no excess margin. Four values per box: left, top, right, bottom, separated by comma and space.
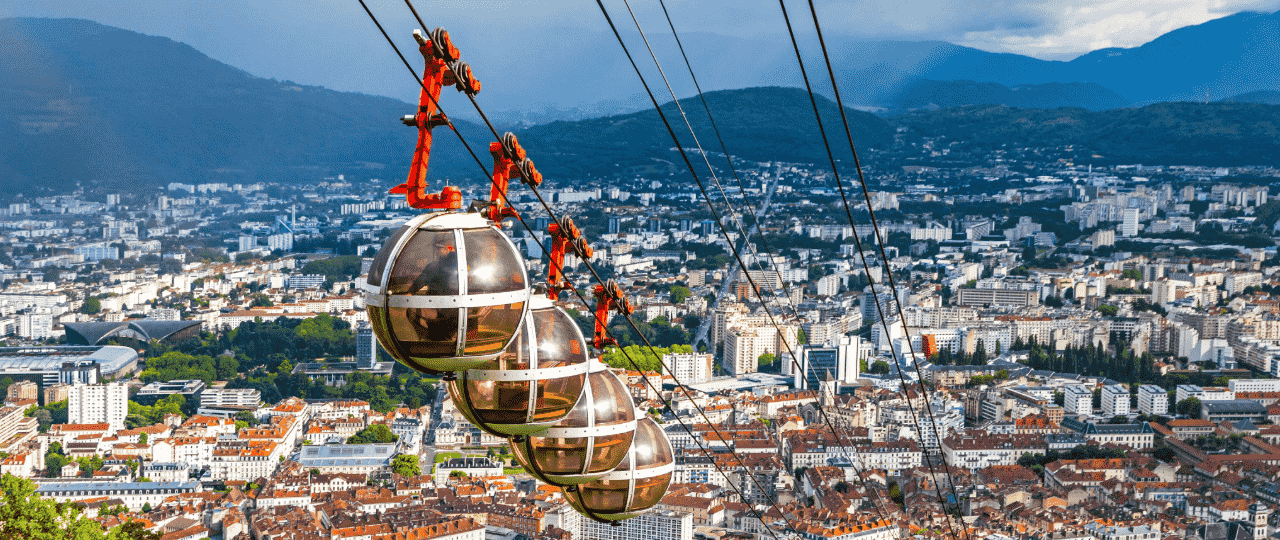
509, 361, 636, 485
446, 295, 590, 436
565, 417, 674, 524
365, 212, 529, 374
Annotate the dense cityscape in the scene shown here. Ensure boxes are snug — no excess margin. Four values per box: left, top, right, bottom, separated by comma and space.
1, 135, 1280, 540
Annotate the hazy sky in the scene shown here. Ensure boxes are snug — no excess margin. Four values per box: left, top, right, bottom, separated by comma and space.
4, 0, 1279, 104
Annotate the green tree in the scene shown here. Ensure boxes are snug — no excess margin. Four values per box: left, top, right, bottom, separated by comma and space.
0, 474, 108, 538
347, 424, 398, 444
392, 454, 421, 477
80, 297, 102, 315
758, 353, 776, 369
1176, 397, 1202, 418
868, 361, 891, 375
108, 519, 161, 540
669, 286, 692, 305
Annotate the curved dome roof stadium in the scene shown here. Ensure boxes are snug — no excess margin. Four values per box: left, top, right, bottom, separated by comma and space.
64, 320, 203, 347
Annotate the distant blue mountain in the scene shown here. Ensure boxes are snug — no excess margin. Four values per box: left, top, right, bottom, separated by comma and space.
1222, 91, 1280, 105
0, 18, 489, 194
473, 10, 1280, 118
829, 10, 1280, 106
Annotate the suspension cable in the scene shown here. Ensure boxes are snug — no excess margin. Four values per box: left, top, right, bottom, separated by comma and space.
800, 1, 973, 536
620, 0, 802, 323
773, 1, 967, 538
380, 0, 794, 531
599, 0, 896, 525
619, 0, 894, 523
357, 2, 782, 532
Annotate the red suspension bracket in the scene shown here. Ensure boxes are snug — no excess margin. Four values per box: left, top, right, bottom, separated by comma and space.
390, 27, 480, 210
547, 217, 593, 300
485, 133, 543, 223
592, 280, 634, 349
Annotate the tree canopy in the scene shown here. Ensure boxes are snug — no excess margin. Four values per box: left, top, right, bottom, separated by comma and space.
600, 344, 693, 372
0, 473, 148, 539
347, 424, 398, 444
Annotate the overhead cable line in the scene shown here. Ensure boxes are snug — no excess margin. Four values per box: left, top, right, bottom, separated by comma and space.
357, 1, 784, 531
620, 0, 895, 522
600, 0, 897, 526
772, 1, 967, 538
624, 0, 804, 323
799, 1, 973, 535
367, 0, 791, 530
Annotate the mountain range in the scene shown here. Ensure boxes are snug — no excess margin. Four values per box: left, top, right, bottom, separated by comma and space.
1, 16, 1279, 195
471, 9, 1280, 119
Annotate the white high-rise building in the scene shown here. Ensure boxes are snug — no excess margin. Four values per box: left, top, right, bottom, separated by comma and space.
17, 313, 54, 340
267, 233, 294, 252
67, 382, 128, 433
1138, 385, 1168, 415
723, 325, 797, 376
724, 327, 772, 376
663, 352, 713, 384
792, 335, 869, 390
1064, 385, 1092, 416
1100, 385, 1130, 417
1121, 208, 1140, 237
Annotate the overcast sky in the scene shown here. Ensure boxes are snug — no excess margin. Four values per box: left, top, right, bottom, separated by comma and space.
4, 0, 1279, 102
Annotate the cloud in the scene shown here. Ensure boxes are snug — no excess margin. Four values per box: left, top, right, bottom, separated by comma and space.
799, 0, 1280, 59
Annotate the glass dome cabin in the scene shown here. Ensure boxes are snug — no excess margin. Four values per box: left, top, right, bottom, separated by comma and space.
446, 295, 590, 436
509, 361, 637, 485
365, 212, 529, 374
565, 417, 675, 524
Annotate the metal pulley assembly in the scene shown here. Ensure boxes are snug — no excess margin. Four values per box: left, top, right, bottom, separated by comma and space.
565, 417, 675, 524
365, 212, 529, 374
446, 294, 590, 436
509, 361, 637, 486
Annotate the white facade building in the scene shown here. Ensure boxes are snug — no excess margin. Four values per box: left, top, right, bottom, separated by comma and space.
1138, 385, 1168, 416
1064, 385, 1092, 416
663, 353, 713, 384
1121, 208, 1140, 237
67, 382, 128, 433
1101, 385, 1130, 417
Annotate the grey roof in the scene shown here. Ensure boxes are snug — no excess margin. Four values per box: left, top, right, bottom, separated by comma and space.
64, 320, 201, 345
295, 443, 396, 467
36, 481, 199, 493
1061, 417, 1153, 435
1191, 521, 1254, 540
1202, 400, 1268, 414
0, 346, 137, 375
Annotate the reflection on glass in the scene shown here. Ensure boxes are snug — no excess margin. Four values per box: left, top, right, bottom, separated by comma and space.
462, 302, 524, 356
388, 306, 458, 358
588, 432, 634, 474
464, 229, 526, 294
533, 374, 584, 422
367, 225, 410, 286
633, 419, 674, 470
515, 435, 590, 476
450, 379, 532, 425
576, 478, 631, 513
533, 309, 588, 366
589, 371, 635, 426
629, 473, 672, 510
387, 230, 459, 296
